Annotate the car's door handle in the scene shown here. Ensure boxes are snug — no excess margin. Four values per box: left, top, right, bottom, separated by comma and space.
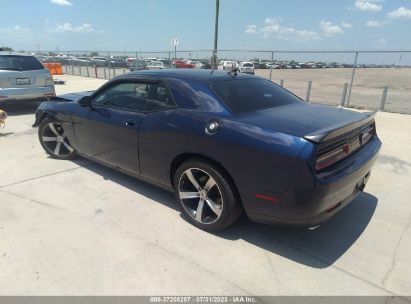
124, 120, 137, 127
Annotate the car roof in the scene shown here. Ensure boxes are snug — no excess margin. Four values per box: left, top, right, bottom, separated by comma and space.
0, 51, 35, 57
116, 69, 256, 82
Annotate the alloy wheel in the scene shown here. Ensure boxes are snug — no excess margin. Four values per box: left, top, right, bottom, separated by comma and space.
178, 168, 223, 224
41, 122, 74, 157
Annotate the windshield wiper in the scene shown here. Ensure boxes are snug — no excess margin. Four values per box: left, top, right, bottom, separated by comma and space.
0, 67, 23, 71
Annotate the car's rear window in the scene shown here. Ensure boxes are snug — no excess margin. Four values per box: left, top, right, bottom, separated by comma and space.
211, 78, 301, 113
243, 63, 253, 67
0, 55, 45, 71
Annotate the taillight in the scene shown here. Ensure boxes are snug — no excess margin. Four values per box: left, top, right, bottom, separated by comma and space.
316, 124, 375, 171
316, 144, 350, 170
361, 127, 374, 145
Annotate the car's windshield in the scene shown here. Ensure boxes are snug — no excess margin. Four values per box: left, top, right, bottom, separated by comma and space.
0, 55, 45, 71
212, 78, 301, 113
243, 63, 253, 67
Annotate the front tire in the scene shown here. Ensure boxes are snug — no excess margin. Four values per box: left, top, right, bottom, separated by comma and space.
38, 118, 77, 160
174, 159, 242, 232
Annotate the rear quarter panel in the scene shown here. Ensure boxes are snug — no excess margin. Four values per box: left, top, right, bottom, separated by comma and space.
139, 108, 308, 194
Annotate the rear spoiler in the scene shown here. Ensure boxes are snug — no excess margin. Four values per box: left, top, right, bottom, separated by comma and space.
304, 110, 377, 143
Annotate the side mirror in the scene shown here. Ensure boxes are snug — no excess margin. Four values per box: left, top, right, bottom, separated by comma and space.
79, 96, 92, 107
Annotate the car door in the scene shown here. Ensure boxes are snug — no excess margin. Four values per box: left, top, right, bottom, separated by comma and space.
138, 83, 179, 185
73, 81, 150, 175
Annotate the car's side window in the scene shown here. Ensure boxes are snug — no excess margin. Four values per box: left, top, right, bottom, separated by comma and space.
91, 82, 175, 112
92, 82, 147, 112
145, 84, 175, 112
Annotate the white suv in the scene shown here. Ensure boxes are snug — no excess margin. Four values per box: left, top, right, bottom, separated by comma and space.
218, 61, 239, 71
239, 62, 255, 75
0, 52, 55, 103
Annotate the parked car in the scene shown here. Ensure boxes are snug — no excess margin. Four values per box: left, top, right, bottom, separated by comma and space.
239, 62, 255, 75
42, 55, 71, 66
186, 61, 204, 69
199, 60, 211, 69
0, 52, 55, 103
90, 57, 108, 68
260, 62, 270, 69
218, 61, 239, 70
129, 59, 148, 72
147, 61, 166, 70
158, 59, 172, 68
108, 58, 127, 68
69, 56, 90, 66
173, 60, 195, 68
34, 69, 381, 232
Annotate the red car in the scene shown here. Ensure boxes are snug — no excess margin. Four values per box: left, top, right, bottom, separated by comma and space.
173, 60, 195, 68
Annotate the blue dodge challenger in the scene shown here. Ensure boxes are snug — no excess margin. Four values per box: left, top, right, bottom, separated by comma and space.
34, 69, 381, 231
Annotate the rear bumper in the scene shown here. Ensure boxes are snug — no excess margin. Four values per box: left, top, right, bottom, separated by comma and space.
242, 137, 381, 227
247, 174, 366, 227
0, 86, 55, 102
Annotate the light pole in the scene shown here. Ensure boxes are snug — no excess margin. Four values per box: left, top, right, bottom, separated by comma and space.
212, 0, 220, 69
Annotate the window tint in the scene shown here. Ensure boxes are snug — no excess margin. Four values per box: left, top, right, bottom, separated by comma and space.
92, 83, 147, 111
145, 84, 175, 111
212, 78, 301, 113
0, 55, 45, 71
92, 82, 174, 112
242, 63, 253, 67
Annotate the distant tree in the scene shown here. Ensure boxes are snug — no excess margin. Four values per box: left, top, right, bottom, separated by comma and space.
89, 51, 99, 57
48, 51, 57, 56
0, 46, 13, 51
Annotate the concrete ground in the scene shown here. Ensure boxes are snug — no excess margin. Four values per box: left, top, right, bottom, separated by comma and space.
0, 75, 410, 295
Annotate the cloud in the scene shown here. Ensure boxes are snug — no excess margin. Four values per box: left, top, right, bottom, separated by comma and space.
245, 18, 349, 41
247, 17, 321, 42
50, 0, 73, 6
49, 22, 102, 33
319, 20, 344, 36
388, 7, 411, 19
354, 0, 382, 12
0, 25, 54, 46
0, 25, 33, 39
341, 22, 352, 28
245, 24, 257, 34
366, 20, 382, 27
375, 38, 387, 48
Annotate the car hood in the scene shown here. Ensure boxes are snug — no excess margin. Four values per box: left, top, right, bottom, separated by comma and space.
232, 102, 368, 139
49, 91, 94, 102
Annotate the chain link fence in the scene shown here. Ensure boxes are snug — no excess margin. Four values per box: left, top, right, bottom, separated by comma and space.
30, 49, 411, 114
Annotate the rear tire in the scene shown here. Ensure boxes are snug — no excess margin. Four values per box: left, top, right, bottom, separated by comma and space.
38, 118, 77, 160
174, 158, 242, 232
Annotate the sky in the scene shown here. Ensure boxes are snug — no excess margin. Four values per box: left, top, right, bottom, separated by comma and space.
1, 0, 411, 63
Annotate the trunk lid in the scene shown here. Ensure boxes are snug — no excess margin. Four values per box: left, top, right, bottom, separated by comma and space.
233, 103, 372, 142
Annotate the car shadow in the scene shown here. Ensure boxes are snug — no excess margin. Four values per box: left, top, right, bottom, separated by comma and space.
217, 192, 377, 268
73, 159, 179, 212
0, 132, 13, 137
74, 159, 377, 269
1, 102, 41, 116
